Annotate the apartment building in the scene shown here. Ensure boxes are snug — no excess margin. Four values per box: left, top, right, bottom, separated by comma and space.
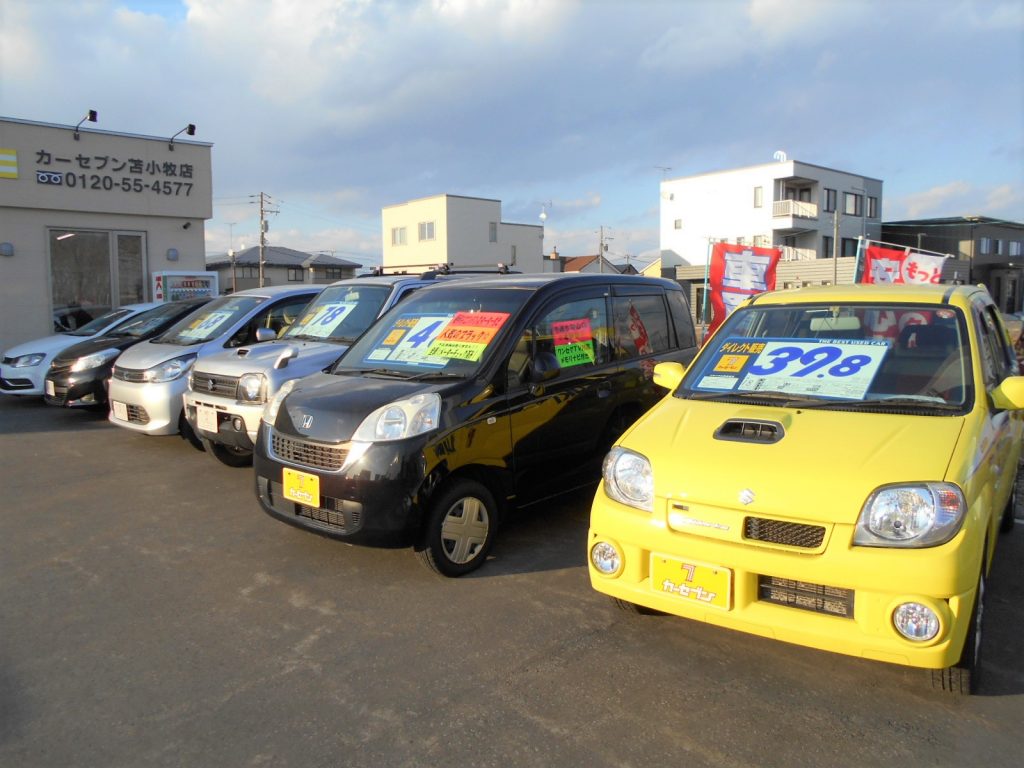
381, 194, 546, 273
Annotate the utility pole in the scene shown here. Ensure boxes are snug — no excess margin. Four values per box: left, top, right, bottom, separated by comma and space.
832, 207, 841, 285
599, 226, 604, 273
258, 192, 267, 288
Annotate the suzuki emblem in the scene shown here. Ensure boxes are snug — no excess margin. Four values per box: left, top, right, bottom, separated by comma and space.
301, 414, 313, 429
206, 379, 215, 392
739, 489, 755, 506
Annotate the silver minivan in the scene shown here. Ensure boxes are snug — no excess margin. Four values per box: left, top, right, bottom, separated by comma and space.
108, 285, 320, 445
184, 274, 444, 466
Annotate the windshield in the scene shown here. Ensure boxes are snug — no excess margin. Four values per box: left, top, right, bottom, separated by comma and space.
283, 284, 391, 343
107, 301, 203, 339
683, 302, 971, 409
155, 295, 264, 346
332, 285, 530, 378
69, 307, 138, 336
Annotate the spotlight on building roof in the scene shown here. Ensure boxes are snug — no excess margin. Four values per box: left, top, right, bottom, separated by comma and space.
73, 110, 98, 140
168, 123, 196, 151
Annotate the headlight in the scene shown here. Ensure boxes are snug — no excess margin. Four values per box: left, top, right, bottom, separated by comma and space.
854, 483, 966, 548
142, 355, 196, 383
69, 348, 120, 372
237, 373, 266, 403
352, 393, 441, 442
602, 446, 653, 512
11, 353, 45, 368
262, 379, 296, 425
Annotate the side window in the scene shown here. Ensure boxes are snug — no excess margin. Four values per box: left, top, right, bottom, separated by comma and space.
666, 290, 697, 348
245, 296, 315, 343
609, 294, 672, 360
506, 295, 610, 388
977, 305, 1015, 386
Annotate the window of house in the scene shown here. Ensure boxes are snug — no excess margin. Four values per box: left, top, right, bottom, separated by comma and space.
489, 222, 498, 243
753, 186, 763, 208
822, 235, 833, 259
823, 188, 836, 213
48, 229, 147, 320
673, 219, 682, 230
391, 227, 407, 246
287, 267, 303, 282
868, 196, 878, 218
1009, 241, 1022, 257
843, 193, 863, 217
736, 237, 746, 246
418, 221, 435, 241
753, 235, 769, 247
979, 237, 992, 255
841, 238, 858, 257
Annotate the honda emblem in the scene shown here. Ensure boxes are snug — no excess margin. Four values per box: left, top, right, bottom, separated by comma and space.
301, 414, 314, 429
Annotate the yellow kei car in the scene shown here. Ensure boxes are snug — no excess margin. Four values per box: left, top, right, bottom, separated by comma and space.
588, 283, 1024, 695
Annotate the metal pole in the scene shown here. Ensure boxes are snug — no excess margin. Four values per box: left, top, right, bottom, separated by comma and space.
258, 192, 266, 288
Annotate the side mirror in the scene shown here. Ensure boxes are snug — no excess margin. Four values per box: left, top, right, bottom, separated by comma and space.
255, 327, 277, 343
990, 376, 1024, 410
653, 361, 686, 390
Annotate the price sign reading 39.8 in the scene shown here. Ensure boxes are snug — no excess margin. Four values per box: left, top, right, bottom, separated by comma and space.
739, 339, 889, 399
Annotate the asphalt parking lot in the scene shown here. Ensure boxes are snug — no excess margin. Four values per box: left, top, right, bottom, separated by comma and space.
2, 395, 1023, 767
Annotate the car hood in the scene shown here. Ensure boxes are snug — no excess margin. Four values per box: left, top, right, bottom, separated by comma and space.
53, 335, 139, 362
194, 339, 346, 378
4, 333, 85, 358
626, 398, 967, 526
115, 338, 214, 368
276, 372, 453, 442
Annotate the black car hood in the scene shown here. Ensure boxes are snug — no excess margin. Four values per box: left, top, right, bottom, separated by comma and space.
277, 372, 464, 443
52, 334, 139, 362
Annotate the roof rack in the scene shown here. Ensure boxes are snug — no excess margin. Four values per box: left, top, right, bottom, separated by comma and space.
358, 263, 518, 279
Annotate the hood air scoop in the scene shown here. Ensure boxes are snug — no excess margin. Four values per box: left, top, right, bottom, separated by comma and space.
714, 419, 784, 444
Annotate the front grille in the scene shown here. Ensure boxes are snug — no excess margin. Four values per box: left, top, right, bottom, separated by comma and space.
191, 372, 238, 398
267, 480, 363, 533
127, 404, 150, 424
758, 576, 854, 618
744, 517, 825, 549
113, 366, 147, 383
271, 431, 348, 471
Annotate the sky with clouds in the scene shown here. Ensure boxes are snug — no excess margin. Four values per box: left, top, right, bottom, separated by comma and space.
1, 0, 1021, 269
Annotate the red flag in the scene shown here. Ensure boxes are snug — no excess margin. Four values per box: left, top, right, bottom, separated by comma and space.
707, 243, 781, 336
862, 245, 946, 285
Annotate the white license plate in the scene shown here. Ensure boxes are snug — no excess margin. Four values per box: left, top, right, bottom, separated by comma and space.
45, 379, 55, 397
197, 405, 218, 434
112, 401, 128, 421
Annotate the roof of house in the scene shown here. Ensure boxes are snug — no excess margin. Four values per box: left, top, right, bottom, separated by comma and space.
562, 254, 621, 273
206, 246, 360, 269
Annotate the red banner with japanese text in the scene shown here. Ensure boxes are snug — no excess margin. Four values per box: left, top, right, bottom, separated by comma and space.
862, 245, 947, 285
707, 243, 782, 337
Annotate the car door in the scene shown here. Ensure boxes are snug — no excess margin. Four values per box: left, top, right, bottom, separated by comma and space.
505, 285, 618, 505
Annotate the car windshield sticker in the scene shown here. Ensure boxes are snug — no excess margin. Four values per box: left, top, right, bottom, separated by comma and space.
695, 336, 891, 400
365, 313, 455, 367
426, 311, 510, 362
179, 310, 234, 340
552, 318, 595, 368
290, 301, 358, 339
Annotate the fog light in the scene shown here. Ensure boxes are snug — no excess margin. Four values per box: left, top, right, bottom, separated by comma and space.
590, 541, 622, 575
232, 417, 243, 431
893, 602, 940, 641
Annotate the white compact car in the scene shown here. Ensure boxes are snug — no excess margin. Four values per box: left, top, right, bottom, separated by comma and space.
1, 303, 160, 397
184, 274, 442, 466
107, 285, 320, 445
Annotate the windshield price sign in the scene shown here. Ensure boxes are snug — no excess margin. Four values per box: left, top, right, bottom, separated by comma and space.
365, 313, 454, 367
697, 337, 890, 400
180, 310, 233, 340
294, 302, 357, 339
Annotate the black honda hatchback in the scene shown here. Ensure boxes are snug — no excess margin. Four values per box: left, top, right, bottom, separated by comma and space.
44, 298, 212, 408
255, 273, 698, 576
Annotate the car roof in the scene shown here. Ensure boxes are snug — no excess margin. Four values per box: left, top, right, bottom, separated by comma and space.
226, 284, 323, 299
397, 272, 682, 291
747, 282, 991, 307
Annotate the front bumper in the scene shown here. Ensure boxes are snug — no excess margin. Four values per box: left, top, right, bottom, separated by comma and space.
184, 392, 261, 450
43, 368, 109, 407
588, 490, 976, 670
0, 362, 47, 396
254, 425, 430, 547
107, 376, 187, 435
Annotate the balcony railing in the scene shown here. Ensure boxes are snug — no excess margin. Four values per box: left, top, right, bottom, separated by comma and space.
773, 200, 818, 219
781, 246, 818, 261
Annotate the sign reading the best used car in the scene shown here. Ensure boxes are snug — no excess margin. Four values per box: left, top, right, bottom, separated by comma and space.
696, 336, 890, 400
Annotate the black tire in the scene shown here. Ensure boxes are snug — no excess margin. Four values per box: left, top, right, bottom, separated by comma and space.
201, 437, 253, 468
999, 470, 1018, 535
416, 479, 498, 577
178, 411, 205, 451
612, 597, 664, 615
931, 572, 984, 695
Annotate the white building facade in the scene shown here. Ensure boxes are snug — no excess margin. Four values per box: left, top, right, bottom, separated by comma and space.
382, 194, 546, 273
0, 116, 212, 350
660, 159, 883, 267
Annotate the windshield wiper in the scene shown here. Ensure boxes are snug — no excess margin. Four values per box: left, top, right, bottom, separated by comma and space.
685, 390, 828, 408
405, 371, 465, 381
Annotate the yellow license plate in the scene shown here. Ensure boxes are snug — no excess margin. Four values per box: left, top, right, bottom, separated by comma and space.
283, 468, 320, 507
650, 555, 732, 610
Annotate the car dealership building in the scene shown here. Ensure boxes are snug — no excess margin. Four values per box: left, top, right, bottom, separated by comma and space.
0, 116, 212, 351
